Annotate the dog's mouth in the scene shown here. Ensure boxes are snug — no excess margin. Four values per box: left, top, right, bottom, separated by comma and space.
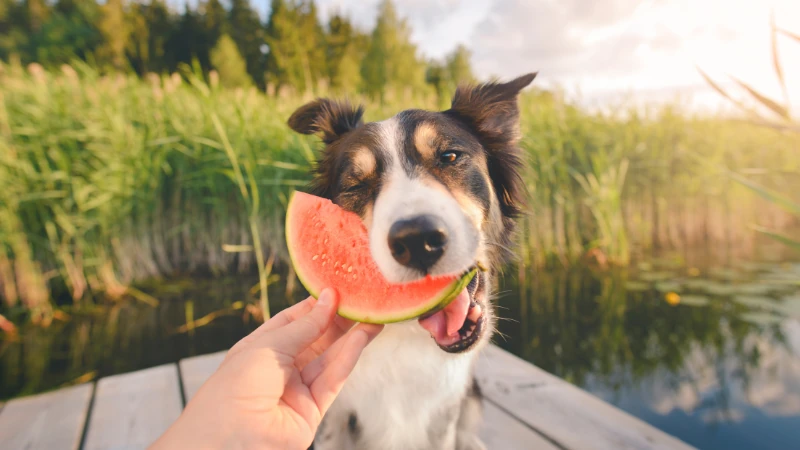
418, 267, 486, 353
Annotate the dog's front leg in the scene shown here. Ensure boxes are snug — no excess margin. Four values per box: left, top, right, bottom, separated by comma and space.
454, 377, 487, 450
312, 407, 358, 450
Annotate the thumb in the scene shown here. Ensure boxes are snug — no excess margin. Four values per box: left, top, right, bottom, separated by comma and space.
265, 288, 339, 357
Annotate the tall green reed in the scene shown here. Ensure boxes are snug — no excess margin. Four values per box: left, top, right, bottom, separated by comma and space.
0, 62, 798, 318
697, 16, 800, 249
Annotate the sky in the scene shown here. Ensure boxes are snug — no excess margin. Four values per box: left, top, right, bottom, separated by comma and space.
304, 0, 800, 113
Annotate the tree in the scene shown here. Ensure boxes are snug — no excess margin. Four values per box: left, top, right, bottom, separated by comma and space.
7, 0, 100, 66
196, 0, 227, 71
167, 6, 201, 71
24, 0, 51, 34
326, 13, 364, 93
96, 0, 130, 71
210, 33, 253, 88
360, 0, 427, 101
264, 0, 304, 93
126, 2, 149, 73
426, 61, 449, 109
228, 0, 265, 88
298, 0, 326, 90
446, 44, 474, 86
142, 0, 173, 74
0, 0, 29, 61
427, 44, 475, 108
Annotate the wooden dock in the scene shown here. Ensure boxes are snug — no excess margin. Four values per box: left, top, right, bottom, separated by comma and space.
0, 345, 694, 450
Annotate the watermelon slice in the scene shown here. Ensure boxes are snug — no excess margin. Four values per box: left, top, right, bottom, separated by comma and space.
285, 191, 477, 324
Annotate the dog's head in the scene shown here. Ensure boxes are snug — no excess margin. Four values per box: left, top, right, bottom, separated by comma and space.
288, 73, 535, 353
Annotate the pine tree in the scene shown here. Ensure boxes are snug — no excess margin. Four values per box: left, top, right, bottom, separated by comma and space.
427, 45, 475, 108
0, 0, 29, 61
326, 13, 364, 93
126, 3, 149, 74
96, 0, 130, 71
360, 0, 426, 101
299, 1, 326, 90
168, 7, 200, 71
228, 0, 265, 88
264, 0, 304, 93
16, 0, 100, 66
24, 0, 51, 34
426, 61, 449, 109
446, 44, 474, 86
210, 33, 253, 88
196, 0, 227, 71
143, 0, 172, 73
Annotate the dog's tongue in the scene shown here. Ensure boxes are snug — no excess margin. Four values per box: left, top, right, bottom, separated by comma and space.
419, 288, 470, 346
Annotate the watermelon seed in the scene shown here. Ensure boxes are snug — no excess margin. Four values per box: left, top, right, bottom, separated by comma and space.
347, 266, 353, 273
324, 238, 329, 244
335, 270, 340, 275
312, 255, 319, 261
334, 261, 339, 268
322, 261, 327, 267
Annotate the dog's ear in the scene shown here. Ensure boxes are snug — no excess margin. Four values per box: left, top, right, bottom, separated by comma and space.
287, 98, 365, 144
446, 73, 536, 219
447, 72, 535, 144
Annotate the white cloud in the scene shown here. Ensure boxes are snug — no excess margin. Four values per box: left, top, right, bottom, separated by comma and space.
263, 0, 800, 111
467, 0, 800, 110
315, 0, 493, 59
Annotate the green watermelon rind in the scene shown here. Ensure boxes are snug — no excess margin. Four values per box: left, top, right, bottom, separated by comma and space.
337, 268, 477, 324
285, 191, 478, 324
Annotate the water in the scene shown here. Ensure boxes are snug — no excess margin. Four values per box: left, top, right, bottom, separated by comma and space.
1, 261, 798, 450
495, 261, 800, 450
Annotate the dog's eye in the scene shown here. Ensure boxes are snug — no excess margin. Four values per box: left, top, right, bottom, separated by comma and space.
440, 151, 461, 164
343, 182, 366, 193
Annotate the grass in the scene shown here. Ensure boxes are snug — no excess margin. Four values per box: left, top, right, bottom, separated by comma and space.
696, 18, 800, 251
1, 61, 799, 321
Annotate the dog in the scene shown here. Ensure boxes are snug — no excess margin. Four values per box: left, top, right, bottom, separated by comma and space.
287, 72, 536, 450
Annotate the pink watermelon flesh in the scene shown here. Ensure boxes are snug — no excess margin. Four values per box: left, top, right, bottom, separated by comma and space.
286, 191, 476, 324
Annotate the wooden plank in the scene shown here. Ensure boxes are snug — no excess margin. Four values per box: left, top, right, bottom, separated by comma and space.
83, 364, 182, 450
476, 345, 695, 450
179, 351, 226, 402
179, 350, 557, 449
480, 400, 559, 450
0, 383, 93, 450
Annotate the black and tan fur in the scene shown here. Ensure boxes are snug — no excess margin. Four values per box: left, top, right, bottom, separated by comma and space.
289, 73, 535, 450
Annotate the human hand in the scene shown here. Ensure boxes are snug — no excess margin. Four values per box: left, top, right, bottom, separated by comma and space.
150, 289, 383, 450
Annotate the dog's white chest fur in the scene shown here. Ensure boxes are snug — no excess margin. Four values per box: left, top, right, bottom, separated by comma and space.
316, 322, 476, 450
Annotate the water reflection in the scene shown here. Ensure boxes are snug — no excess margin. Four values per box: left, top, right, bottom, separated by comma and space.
1, 262, 798, 449
0, 276, 299, 399
495, 263, 800, 450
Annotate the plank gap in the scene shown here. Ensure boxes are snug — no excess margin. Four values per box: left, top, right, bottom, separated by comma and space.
77, 382, 98, 450
175, 359, 188, 408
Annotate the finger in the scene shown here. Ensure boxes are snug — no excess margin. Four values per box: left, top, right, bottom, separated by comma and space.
280, 370, 322, 427
309, 325, 382, 416
259, 296, 317, 332
301, 323, 383, 385
294, 315, 358, 369
230, 296, 316, 353
264, 288, 339, 357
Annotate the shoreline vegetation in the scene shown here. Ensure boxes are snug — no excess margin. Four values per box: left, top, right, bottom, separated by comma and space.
1, 0, 798, 326
1, 61, 798, 324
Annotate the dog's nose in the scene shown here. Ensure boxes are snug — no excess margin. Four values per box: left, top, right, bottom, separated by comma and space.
388, 215, 448, 272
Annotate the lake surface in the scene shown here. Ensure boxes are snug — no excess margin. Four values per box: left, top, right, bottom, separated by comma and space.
1, 259, 798, 450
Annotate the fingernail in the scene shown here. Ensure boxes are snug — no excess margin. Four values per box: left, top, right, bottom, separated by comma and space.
318, 288, 333, 307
